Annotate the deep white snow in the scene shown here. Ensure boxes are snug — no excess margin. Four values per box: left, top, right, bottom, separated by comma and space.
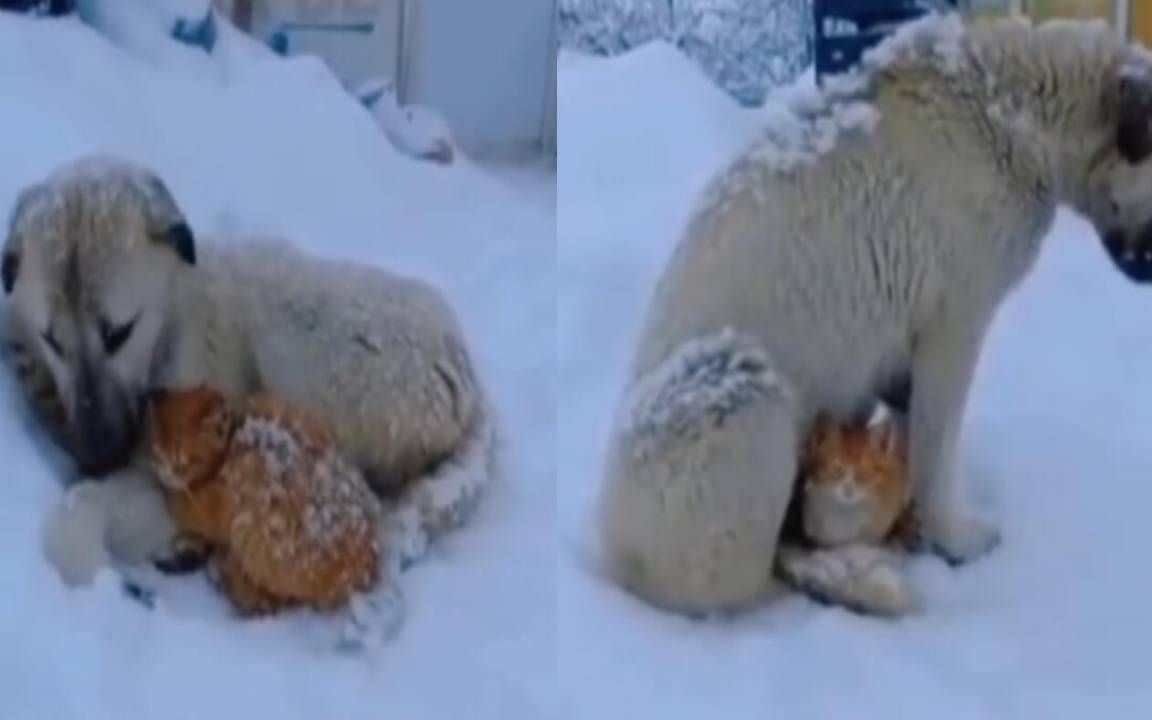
0, 12, 554, 720
559, 42, 1152, 719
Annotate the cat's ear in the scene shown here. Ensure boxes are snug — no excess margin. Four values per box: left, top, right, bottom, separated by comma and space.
870, 418, 902, 455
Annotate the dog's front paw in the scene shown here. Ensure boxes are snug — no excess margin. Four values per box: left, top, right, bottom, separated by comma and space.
41, 484, 111, 587
924, 511, 1000, 565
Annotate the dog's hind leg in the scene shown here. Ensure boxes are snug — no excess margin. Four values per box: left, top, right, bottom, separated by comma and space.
249, 276, 493, 568
379, 397, 497, 569
598, 330, 798, 616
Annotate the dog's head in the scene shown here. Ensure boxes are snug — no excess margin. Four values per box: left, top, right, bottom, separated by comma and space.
1080, 55, 1152, 283
2, 156, 197, 476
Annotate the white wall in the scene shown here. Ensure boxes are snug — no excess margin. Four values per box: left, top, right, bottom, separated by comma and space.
402, 0, 557, 160
239, 0, 404, 91
304, 1, 403, 92
233, 0, 556, 161
543, 9, 557, 162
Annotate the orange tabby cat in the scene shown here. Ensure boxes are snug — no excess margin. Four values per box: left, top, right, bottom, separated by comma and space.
147, 386, 383, 616
798, 408, 917, 549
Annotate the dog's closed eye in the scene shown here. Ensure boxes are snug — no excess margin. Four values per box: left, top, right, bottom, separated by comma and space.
101, 316, 138, 355
40, 328, 64, 357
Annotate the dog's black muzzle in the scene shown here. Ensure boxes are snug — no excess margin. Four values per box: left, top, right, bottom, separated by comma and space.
71, 372, 139, 478
1103, 226, 1152, 284
74, 412, 135, 478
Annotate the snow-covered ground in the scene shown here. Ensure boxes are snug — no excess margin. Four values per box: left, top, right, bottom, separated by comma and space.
558, 42, 1152, 718
0, 12, 554, 720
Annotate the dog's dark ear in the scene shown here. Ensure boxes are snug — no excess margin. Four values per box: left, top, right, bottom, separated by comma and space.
1118, 69, 1152, 163
3, 182, 49, 295
2, 251, 18, 294
165, 221, 197, 266
141, 174, 196, 266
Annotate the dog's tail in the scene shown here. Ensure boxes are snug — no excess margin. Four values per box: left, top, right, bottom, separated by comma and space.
381, 392, 500, 571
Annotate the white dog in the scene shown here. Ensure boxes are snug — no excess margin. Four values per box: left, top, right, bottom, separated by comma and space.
599, 16, 1152, 616
3, 156, 496, 615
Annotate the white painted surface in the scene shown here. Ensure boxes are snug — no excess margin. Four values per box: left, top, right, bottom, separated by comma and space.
242, 0, 404, 90
544, 12, 558, 161
402, 0, 557, 160
233, 0, 555, 160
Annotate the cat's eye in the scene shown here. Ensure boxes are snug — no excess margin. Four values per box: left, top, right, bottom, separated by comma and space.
101, 316, 137, 355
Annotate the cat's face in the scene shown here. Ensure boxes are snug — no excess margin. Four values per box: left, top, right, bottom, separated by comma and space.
801, 416, 906, 546
147, 386, 236, 491
806, 423, 900, 488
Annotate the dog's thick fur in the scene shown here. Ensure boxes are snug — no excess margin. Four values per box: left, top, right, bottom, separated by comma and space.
600, 16, 1152, 616
4, 155, 495, 578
